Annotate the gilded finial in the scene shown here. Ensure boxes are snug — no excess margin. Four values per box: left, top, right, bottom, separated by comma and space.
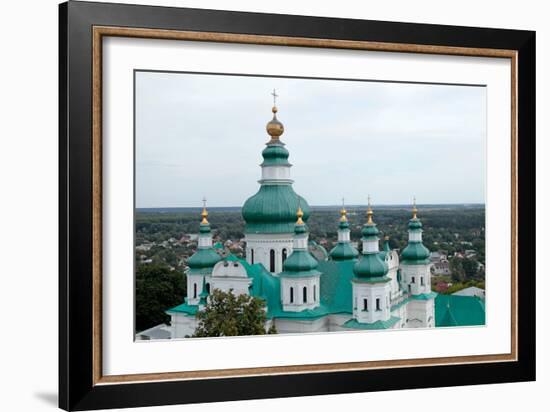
296, 206, 304, 225
367, 195, 374, 224
340, 197, 348, 222
384, 235, 389, 241
412, 196, 418, 219
266, 90, 284, 140
201, 197, 209, 224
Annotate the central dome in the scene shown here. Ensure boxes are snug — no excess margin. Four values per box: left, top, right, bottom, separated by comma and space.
242, 185, 310, 234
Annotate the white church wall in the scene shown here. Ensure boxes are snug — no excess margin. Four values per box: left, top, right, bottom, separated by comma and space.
187, 274, 210, 305
170, 313, 199, 339
245, 233, 294, 274
352, 281, 391, 324
400, 263, 432, 295
280, 276, 320, 312
274, 316, 328, 334
407, 299, 435, 328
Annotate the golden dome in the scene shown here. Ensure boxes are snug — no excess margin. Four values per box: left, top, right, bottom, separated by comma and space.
296, 207, 304, 225
340, 207, 348, 222
266, 106, 284, 139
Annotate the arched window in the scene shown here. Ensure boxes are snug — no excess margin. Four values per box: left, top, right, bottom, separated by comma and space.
269, 249, 275, 272
290, 287, 294, 303
376, 298, 381, 311
250, 249, 254, 264
313, 284, 317, 302
420, 276, 424, 286
193, 283, 197, 299
363, 298, 368, 311
303, 287, 308, 303
282, 248, 288, 264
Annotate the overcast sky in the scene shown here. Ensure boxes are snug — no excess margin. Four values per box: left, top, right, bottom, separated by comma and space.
135, 71, 486, 208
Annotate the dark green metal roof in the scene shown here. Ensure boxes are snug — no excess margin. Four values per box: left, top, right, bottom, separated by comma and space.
187, 248, 222, 270
401, 241, 430, 264
279, 249, 320, 277
361, 223, 380, 239
329, 242, 359, 261
242, 184, 310, 234
353, 252, 389, 278
343, 316, 400, 330
261, 143, 291, 167
435, 295, 485, 327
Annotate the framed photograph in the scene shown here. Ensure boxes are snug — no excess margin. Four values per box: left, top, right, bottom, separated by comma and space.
59, 1, 535, 410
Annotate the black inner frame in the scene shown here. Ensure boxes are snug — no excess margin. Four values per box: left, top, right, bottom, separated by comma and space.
59, 1, 536, 410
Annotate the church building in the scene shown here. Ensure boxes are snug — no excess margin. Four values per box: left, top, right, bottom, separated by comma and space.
162, 98, 485, 339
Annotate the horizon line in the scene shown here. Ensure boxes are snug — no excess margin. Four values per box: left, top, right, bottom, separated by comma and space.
136, 202, 486, 210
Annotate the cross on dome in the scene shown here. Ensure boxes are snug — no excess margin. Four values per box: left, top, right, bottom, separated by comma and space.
367, 195, 374, 224
271, 89, 278, 106
201, 196, 209, 224
340, 197, 348, 222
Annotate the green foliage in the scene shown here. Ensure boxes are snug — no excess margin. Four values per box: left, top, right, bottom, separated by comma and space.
193, 289, 273, 337
135, 263, 186, 332
441, 279, 485, 295
449, 257, 466, 283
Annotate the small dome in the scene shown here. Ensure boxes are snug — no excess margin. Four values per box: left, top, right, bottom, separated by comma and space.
329, 242, 359, 261
283, 250, 319, 272
401, 242, 430, 262
266, 106, 284, 139
187, 248, 222, 270
408, 218, 423, 230
261, 143, 290, 166
362, 223, 380, 238
353, 253, 388, 278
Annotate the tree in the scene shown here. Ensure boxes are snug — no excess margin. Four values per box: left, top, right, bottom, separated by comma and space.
449, 257, 466, 283
135, 263, 186, 332
193, 289, 276, 337
462, 258, 480, 279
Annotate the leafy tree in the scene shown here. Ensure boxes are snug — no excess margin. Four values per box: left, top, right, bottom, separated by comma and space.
193, 289, 276, 337
135, 263, 186, 332
462, 258, 480, 279
449, 257, 466, 283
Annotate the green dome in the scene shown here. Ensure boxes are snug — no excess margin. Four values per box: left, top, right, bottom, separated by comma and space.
187, 248, 222, 270
280, 250, 321, 277
353, 253, 388, 278
339, 220, 350, 230
242, 185, 310, 234
401, 242, 430, 263
362, 223, 379, 239
261, 143, 290, 167
329, 242, 359, 261
408, 218, 423, 230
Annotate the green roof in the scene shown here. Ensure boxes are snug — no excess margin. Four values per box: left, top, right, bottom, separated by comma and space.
187, 248, 222, 270
353, 252, 389, 278
435, 295, 485, 327
361, 223, 380, 239
410, 291, 438, 300
166, 299, 198, 316
401, 241, 430, 264
408, 218, 423, 231
261, 143, 291, 167
242, 184, 310, 234
329, 242, 359, 261
343, 316, 400, 330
